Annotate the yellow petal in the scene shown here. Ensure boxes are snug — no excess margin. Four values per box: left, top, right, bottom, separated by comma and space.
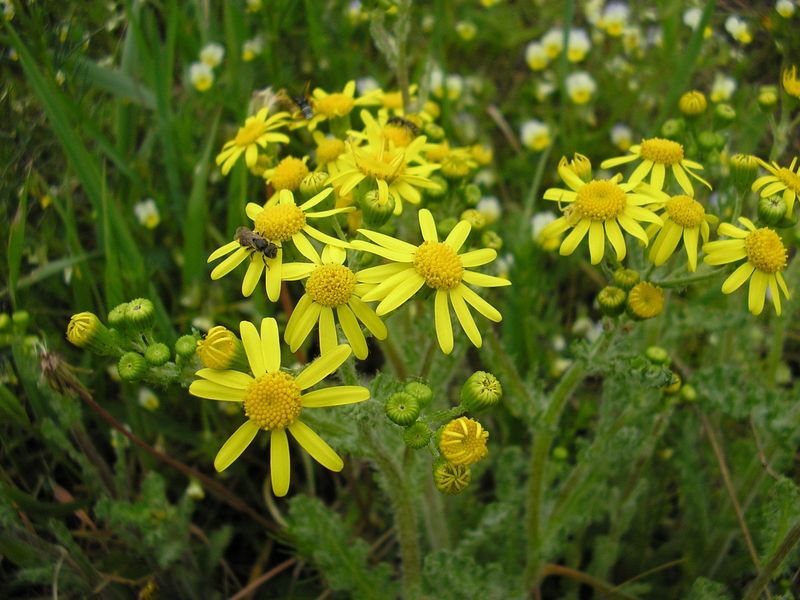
459, 248, 497, 268
418, 208, 438, 242
748, 270, 768, 315
337, 305, 368, 359
356, 228, 418, 255
445, 221, 472, 252
266, 250, 283, 302
210, 247, 250, 280
460, 284, 502, 322
451, 288, 481, 348
189, 380, 246, 402
375, 272, 425, 315
240, 320, 266, 376
195, 368, 252, 389
560, 219, 590, 256
286, 297, 322, 352
434, 290, 454, 354
721, 262, 754, 294
319, 307, 338, 356
260, 317, 281, 373
208, 240, 239, 263
301, 386, 370, 408
269, 428, 290, 497
242, 259, 265, 297
461, 271, 511, 287
295, 344, 352, 390
214, 420, 259, 472
288, 420, 343, 471
588, 221, 605, 264
605, 219, 626, 261
348, 298, 388, 339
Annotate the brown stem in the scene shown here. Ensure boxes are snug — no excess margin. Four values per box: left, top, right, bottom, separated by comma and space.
227, 559, 296, 600
539, 564, 638, 600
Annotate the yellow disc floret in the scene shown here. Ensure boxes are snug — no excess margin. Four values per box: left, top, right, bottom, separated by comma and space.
270, 157, 309, 191
315, 93, 354, 118
244, 371, 302, 430
627, 282, 665, 319
744, 228, 787, 274
413, 241, 464, 290
353, 144, 405, 183
777, 167, 800, 193
305, 264, 357, 307
234, 120, 267, 146
639, 138, 684, 165
666, 195, 705, 228
439, 417, 489, 466
254, 204, 306, 241
574, 180, 627, 221
316, 138, 346, 164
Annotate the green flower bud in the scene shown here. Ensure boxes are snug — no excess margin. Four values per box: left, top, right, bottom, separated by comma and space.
713, 103, 736, 128
697, 130, 724, 151
126, 298, 155, 332
645, 346, 671, 365
403, 422, 432, 449
663, 372, 682, 395
626, 282, 665, 320
185, 479, 205, 500
426, 175, 448, 199
436, 217, 458, 239
11, 310, 30, 332
460, 371, 502, 411
480, 230, 503, 251
144, 342, 171, 366
678, 90, 707, 117
758, 196, 788, 226
0, 314, 10, 332
404, 381, 433, 408
196, 326, 248, 371
423, 122, 445, 142
660, 118, 684, 140
730, 153, 759, 194
597, 286, 627, 316
613, 268, 640, 290
299, 171, 329, 199
175, 334, 199, 358
108, 302, 132, 334
433, 459, 471, 495
66, 312, 116, 355
461, 184, 481, 206
680, 384, 697, 402
460, 208, 486, 230
758, 85, 778, 111
118, 352, 147, 381
552, 446, 569, 461
359, 189, 395, 227
385, 392, 420, 425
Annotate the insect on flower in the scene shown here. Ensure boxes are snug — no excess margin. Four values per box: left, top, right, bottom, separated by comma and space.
386, 115, 420, 137
278, 83, 314, 120
235, 226, 278, 259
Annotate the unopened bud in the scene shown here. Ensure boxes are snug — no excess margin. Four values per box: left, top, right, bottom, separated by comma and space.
66, 312, 116, 355
385, 392, 420, 425
359, 189, 395, 227
118, 352, 147, 381
144, 342, 171, 366
460, 371, 502, 411
597, 286, 627, 316
403, 422, 432, 449
433, 459, 471, 495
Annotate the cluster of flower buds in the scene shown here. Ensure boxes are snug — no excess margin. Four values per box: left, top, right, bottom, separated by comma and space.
383, 371, 503, 495
66, 298, 201, 386
597, 268, 665, 321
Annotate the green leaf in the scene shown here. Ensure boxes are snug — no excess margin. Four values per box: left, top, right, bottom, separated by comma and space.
6, 178, 28, 306
0, 384, 30, 429
74, 57, 156, 108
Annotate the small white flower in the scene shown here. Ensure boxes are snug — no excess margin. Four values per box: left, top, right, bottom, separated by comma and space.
189, 62, 214, 92
531, 211, 557, 241
535, 80, 557, 101
610, 123, 633, 151
601, 2, 629, 36
525, 41, 549, 70
565, 71, 597, 104
776, 0, 795, 17
474, 169, 496, 188
476, 196, 501, 223
242, 37, 263, 62
572, 316, 593, 337
552, 334, 566, 352
710, 73, 736, 102
356, 76, 380, 95
541, 28, 564, 58
683, 7, 702, 29
138, 388, 160, 411
186, 479, 205, 500
724, 15, 752, 44
456, 20, 477, 41
520, 119, 551, 151
584, 0, 604, 25
199, 42, 225, 68
134, 198, 161, 229
567, 29, 591, 62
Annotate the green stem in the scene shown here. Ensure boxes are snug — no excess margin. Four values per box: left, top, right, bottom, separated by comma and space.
379, 336, 408, 380
655, 268, 723, 288
524, 327, 615, 588
742, 522, 800, 600
519, 144, 554, 244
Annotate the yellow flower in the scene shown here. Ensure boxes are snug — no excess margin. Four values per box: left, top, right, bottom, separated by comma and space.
263, 156, 309, 191
328, 111, 441, 215
646, 195, 718, 271
703, 218, 790, 315
539, 159, 665, 264
216, 109, 291, 175
313, 131, 347, 166
282, 245, 387, 360
304, 80, 381, 131
353, 209, 510, 354
627, 282, 665, 319
751, 156, 800, 218
601, 138, 712, 195
189, 317, 370, 496
439, 417, 488, 465
207, 188, 352, 301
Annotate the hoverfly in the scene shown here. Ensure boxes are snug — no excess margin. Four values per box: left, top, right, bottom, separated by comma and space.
235, 226, 278, 259
386, 115, 420, 137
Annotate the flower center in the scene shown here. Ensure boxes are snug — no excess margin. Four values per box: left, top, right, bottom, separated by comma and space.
744, 228, 787, 273
316, 138, 346, 164
234, 120, 266, 146
639, 138, 684, 165
305, 264, 357, 307
573, 180, 627, 221
243, 372, 302, 430
315, 93, 354, 118
440, 153, 473, 178
353, 144, 405, 183
438, 417, 489, 466
254, 204, 306, 241
413, 241, 464, 290
666, 195, 705, 227
270, 157, 309, 191
777, 167, 800, 192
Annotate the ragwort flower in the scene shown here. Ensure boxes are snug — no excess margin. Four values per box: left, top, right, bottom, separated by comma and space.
282, 245, 387, 359
189, 318, 370, 496
216, 109, 291, 175
353, 209, 510, 354
304, 80, 381, 130
703, 218, 790, 315
751, 156, 800, 219
539, 159, 665, 264
646, 195, 718, 271
601, 137, 711, 195
208, 188, 352, 301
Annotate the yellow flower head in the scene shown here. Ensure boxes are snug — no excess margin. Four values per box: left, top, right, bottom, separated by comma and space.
263, 156, 309, 191
627, 282, 665, 320
646, 195, 718, 271
703, 218, 790, 315
196, 326, 246, 370
216, 109, 291, 175
189, 318, 370, 496
328, 111, 441, 215
439, 417, 489, 466
539, 159, 666, 265
752, 156, 800, 219
302, 80, 381, 131
281, 245, 387, 360
601, 137, 712, 195
352, 209, 511, 354
207, 188, 352, 301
